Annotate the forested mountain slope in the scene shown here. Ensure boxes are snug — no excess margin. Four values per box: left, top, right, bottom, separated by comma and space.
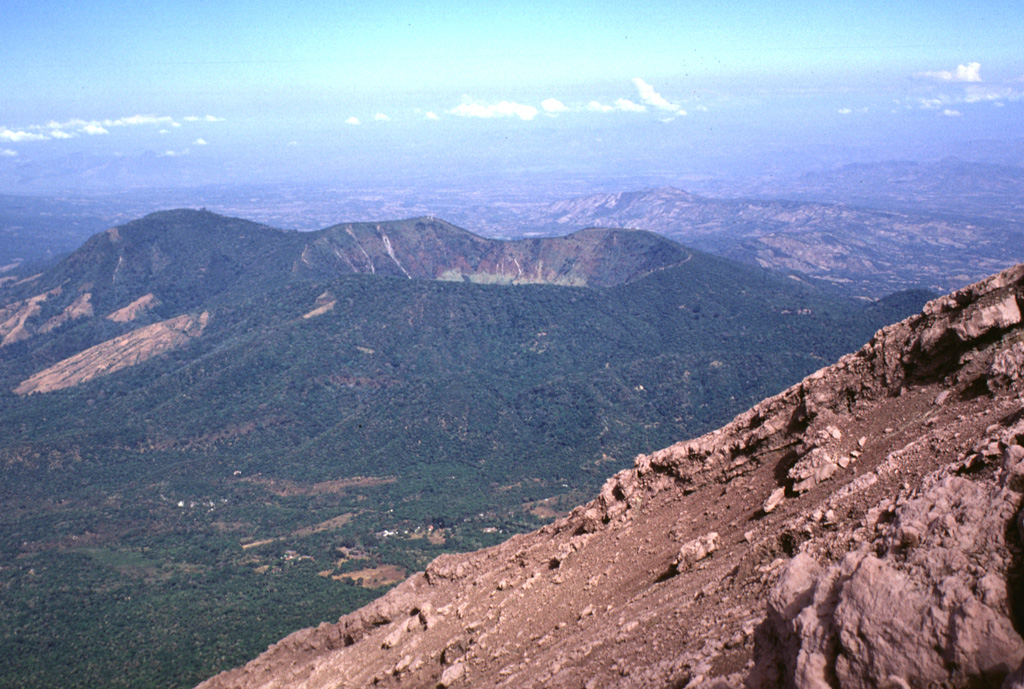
0, 210, 928, 689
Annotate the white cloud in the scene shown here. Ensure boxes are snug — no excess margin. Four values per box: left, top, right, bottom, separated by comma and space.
41, 115, 179, 131
586, 99, 646, 113
838, 108, 853, 115
1, 128, 48, 142
954, 63, 982, 82
193, 138, 208, 145
374, 113, 390, 121
425, 111, 439, 120
541, 98, 569, 113
910, 84, 1023, 111
1, 149, 17, 157
964, 86, 1024, 104
106, 114, 175, 127
1, 112, 220, 146
345, 116, 361, 125
632, 78, 678, 110
659, 109, 689, 123
918, 62, 982, 82
942, 109, 962, 117
160, 149, 188, 157
449, 99, 538, 121
614, 98, 645, 112
46, 118, 87, 130
40, 115, 183, 136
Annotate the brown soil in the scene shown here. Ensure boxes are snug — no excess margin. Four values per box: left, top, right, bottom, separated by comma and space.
335, 565, 407, 589
240, 475, 396, 497
292, 513, 355, 538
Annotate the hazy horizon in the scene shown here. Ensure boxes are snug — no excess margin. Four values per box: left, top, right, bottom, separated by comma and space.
4, 1, 1024, 195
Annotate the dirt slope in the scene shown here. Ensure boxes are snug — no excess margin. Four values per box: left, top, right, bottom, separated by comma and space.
197, 264, 1024, 689
14, 311, 209, 395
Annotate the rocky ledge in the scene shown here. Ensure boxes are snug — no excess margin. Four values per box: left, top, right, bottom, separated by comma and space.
198, 264, 1024, 689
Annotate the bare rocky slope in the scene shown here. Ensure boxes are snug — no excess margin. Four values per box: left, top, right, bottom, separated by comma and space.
197, 264, 1024, 689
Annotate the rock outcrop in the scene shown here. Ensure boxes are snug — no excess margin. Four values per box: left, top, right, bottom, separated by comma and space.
197, 264, 1024, 689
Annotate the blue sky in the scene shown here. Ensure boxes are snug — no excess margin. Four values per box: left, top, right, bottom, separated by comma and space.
3, 0, 1023, 192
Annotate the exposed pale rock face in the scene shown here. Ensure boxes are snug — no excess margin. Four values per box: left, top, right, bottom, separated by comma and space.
14, 311, 209, 395
196, 264, 1024, 689
953, 292, 1021, 341
753, 469, 1024, 689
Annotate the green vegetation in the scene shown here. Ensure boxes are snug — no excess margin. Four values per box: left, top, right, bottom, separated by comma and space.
0, 211, 931, 689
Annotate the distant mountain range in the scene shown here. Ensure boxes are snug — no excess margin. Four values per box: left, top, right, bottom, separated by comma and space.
739, 157, 1024, 221
0, 193, 112, 268
0, 210, 929, 689
511, 185, 1023, 297
5, 158, 1022, 299
1, 210, 690, 351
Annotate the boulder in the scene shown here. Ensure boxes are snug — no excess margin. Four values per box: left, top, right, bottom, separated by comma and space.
752, 474, 1024, 689
788, 448, 841, 494
674, 532, 719, 572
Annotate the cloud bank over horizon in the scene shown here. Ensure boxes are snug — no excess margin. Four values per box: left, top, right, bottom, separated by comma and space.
7, 63, 1020, 150
1, 114, 223, 145
449, 99, 539, 121
2, 0, 1022, 193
